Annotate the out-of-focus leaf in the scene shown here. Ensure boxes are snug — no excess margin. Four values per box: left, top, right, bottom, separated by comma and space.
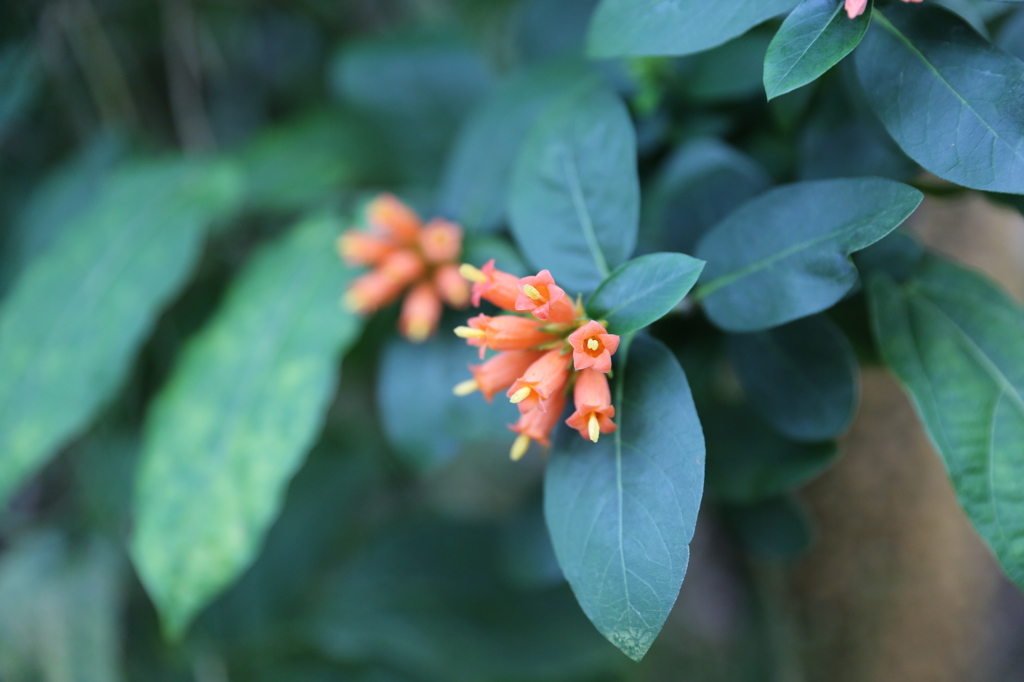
642, 137, 771, 255
439, 60, 594, 233
545, 336, 705, 661
998, 6, 1024, 60
311, 521, 621, 682
586, 252, 705, 335
855, 5, 1024, 194
723, 495, 813, 560
694, 177, 922, 332
704, 403, 838, 504
586, 0, 800, 57
0, 532, 125, 682
763, 0, 871, 99
234, 110, 386, 211
852, 229, 924, 283
515, 0, 601, 61
331, 35, 493, 184
509, 79, 639, 293
377, 331, 519, 472
132, 214, 363, 638
0, 159, 242, 507
0, 43, 40, 140
500, 500, 564, 590
679, 30, 775, 102
728, 315, 858, 442
868, 255, 1024, 589
461, 234, 530, 276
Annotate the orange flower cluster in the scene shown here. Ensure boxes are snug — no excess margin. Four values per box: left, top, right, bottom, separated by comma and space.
453, 261, 621, 461
845, 0, 920, 19
338, 194, 469, 342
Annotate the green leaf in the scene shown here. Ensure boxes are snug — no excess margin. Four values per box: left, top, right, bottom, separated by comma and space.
586, 253, 705, 335
509, 79, 639, 293
377, 331, 519, 471
516, 0, 601, 61
642, 137, 771, 255
764, 0, 871, 100
680, 29, 775, 102
855, 5, 1024, 194
545, 335, 705, 661
131, 213, 363, 638
0, 159, 241, 506
0, 42, 40, 140
704, 403, 838, 504
694, 177, 922, 332
728, 314, 858, 442
439, 59, 594, 233
586, 0, 800, 58
723, 495, 813, 560
868, 255, 1024, 588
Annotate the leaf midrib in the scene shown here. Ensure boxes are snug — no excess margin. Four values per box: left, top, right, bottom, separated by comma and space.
769, 1, 846, 92
557, 145, 610, 279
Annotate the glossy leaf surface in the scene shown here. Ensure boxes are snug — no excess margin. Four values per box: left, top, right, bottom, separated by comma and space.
545, 336, 704, 660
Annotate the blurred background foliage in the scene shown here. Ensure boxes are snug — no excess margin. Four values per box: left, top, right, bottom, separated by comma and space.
2, 0, 1024, 680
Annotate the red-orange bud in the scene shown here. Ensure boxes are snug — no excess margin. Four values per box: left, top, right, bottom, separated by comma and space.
565, 369, 617, 443
567, 320, 620, 373
506, 348, 571, 414
400, 282, 442, 343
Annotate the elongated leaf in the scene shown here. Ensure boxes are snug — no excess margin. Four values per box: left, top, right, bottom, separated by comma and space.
728, 314, 858, 441
764, 0, 871, 99
509, 80, 639, 292
694, 177, 922, 332
586, 253, 705, 335
131, 214, 363, 637
439, 60, 594, 233
855, 5, 1024, 194
0, 43, 40, 139
586, 0, 800, 58
868, 255, 1024, 588
704, 403, 838, 504
545, 336, 705, 660
0, 160, 241, 506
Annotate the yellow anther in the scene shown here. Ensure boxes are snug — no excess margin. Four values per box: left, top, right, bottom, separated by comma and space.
453, 379, 479, 396
586, 338, 600, 351
509, 387, 532, 404
458, 263, 487, 283
454, 326, 486, 339
510, 434, 531, 461
588, 414, 601, 443
523, 284, 545, 302
406, 320, 431, 343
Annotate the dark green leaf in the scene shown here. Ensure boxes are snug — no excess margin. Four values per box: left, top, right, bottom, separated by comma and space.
545, 336, 705, 660
855, 5, 1024, 194
729, 315, 859, 442
0, 159, 241, 506
131, 214, 363, 638
516, 0, 601, 61
764, 0, 871, 99
586, 252, 705, 335
680, 30, 775, 102
377, 331, 519, 471
723, 495, 813, 560
586, 0, 800, 57
998, 6, 1024, 61
439, 60, 594, 233
642, 137, 771, 255
704, 403, 838, 504
694, 177, 922, 332
868, 255, 1024, 588
509, 80, 639, 292
0, 43, 40, 140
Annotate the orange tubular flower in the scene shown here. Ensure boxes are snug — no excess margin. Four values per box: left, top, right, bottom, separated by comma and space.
336, 231, 394, 266
434, 264, 470, 308
345, 270, 406, 314
453, 349, 546, 402
509, 390, 568, 460
567, 320, 620, 373
845, 0, 919, 19
506, 348, 572, 414
378, 250, 426, 289
400, 282, 443, 343
455, 314, 558, 358
419, 219, 463, 264
461, 260, 521, 311
515, 269, 577, 324
565, 369, 617, 443
367, 194, 421, 246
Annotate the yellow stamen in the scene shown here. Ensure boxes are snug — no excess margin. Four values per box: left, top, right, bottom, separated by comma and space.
523, 284, 545, 302
509, 387, 532, 404
588, 413, 601, 443
406, 320, 431, 343
454, 326, 486, 339
586, 338, 599, 351
453, 379, 479, 396
459, 263, 487, 283
510, 434, 531, 461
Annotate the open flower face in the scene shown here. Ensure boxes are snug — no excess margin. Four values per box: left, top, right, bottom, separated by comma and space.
515, 269, 577, 324
565, 368, 617, 443
506, 348, 571, 414
419, 219, 463, 264
568, 321, 620, 373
